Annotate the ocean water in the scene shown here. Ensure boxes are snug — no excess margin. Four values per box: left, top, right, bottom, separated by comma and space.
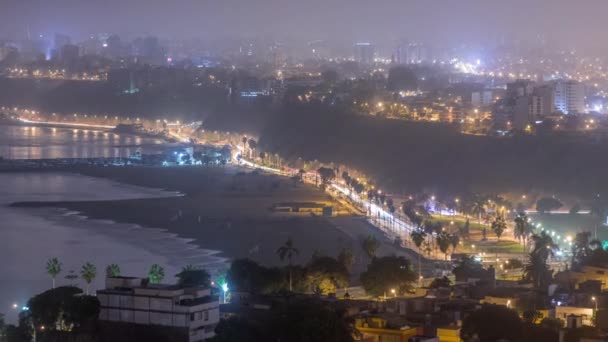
0, 124, 166, 159
0, 126, 228, 323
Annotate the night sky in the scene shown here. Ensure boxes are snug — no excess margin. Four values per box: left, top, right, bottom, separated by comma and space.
1, 0, 608, 51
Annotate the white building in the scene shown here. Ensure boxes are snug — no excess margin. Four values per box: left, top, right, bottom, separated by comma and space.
471, 90, 494, 107
97, 277, 220, 342
354, 42, 375, 64
554, 80, 585, 114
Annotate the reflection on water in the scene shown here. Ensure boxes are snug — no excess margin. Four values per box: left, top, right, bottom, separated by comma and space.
0, 124, 161, 159
0, 173, 227, 323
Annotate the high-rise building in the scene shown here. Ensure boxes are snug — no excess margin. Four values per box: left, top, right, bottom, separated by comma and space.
471, 90, 494, 107
60, 44, 79, 68
506, 80, 534, 99
396, 43, 429, 64
554, 80, 585, 114
106, 34, 123, 59
97, 276, 220, 342
513, 96, 532, 130
54, 34, 71, 50
354, 42, 375, 64
530, 85, 555, 118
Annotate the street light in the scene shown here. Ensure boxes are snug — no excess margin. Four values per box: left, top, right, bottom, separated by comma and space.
592, 296, 598, 311
222, 283, 229, 304
391, 288, 396, 297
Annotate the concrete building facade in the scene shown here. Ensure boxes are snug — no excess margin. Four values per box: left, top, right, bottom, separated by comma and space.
97, 277, 220, 342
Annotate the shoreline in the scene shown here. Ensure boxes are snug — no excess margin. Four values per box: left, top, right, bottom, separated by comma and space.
7, 166, 432, 278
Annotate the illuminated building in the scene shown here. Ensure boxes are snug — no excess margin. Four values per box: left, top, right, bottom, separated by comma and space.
98, 276, 220, 342
554, 80, 585, 114
354, 42, 375, 64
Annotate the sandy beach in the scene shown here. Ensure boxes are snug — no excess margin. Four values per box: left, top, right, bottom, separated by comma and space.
12, 165, 425, 277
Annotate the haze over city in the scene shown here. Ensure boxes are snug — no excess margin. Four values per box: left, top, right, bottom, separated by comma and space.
2, 0, 608, 53
3, 1, 608, 342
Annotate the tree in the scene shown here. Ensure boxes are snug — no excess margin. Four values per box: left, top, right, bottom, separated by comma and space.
316, 167, 336, 189
530, 231, 558, 262
360, 256, 415, 296
449, 234, 460, 253
46, 257, 62, 289
410, 230, 426, 282
461, 305, 523, 342
571, 232, 592, 267
148, 264, 165, 284
276, 238, 299, 292
27, 286, 100, 334
80, 262, 96, 295
214, 315, 267, 342
306, 257, 349, 295
491, 216, 507, 241
536, 197, 563, 214
429, 276, 452, 289
298, 169, 306, 182
227, 259, 280, 294
361, 235, 380, 259
247, 139, 257, 158
452, 256, 485, 282
241, 136, 247, 155
176, 265, 211, 287
514, 213, 530, 253
387, 66, 418, 91
0, 313, 5, 339
437, 232, 451, 260
471, 196, 486, 223
105, 264, 121, 278
402, 200, 428, 229
337, 248, 355, 272
321, 69, 339, 86
524, 252, 552, 291
459, 219, 471, 239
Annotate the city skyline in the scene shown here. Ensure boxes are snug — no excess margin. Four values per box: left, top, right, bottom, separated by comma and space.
2, 0, 608, 53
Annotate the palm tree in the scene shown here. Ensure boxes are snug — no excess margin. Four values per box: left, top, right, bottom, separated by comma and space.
46, 257, 62, 289
361, 235, 380, 259
449, 234, 460, 253
491, 216, 507, 241
337, 248, 354, 272
471, 196, 486, 223
276, 238, 299, 291
514, 213, 529, 253
105, 264, 121, 278
241, 136, 247, 155
80, 262, 97, 295
247, 139, 257, 159
298, 169, 306, 182
148, 264, 165, 284
410, 230, 426, 284
530, 231, 558, 262
437, 232, 451, 260
524, 252, 551, 290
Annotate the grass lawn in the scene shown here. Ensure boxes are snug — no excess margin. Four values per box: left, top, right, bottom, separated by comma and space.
428, 215, 487, 232
481, 240, 525, 254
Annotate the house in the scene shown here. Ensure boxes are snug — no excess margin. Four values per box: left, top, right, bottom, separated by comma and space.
97, 276, 220, 342
354, 316, 421, 342
555, 265, 608, 289
555, 307, 594, 327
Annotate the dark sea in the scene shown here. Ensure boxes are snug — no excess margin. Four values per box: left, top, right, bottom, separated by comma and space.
0, 125, 227, 323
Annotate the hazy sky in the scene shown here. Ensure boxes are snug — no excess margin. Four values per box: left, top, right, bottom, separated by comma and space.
1, 0, 607, 51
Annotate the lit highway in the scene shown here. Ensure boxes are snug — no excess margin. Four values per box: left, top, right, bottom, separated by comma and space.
17, 117, 116, 130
